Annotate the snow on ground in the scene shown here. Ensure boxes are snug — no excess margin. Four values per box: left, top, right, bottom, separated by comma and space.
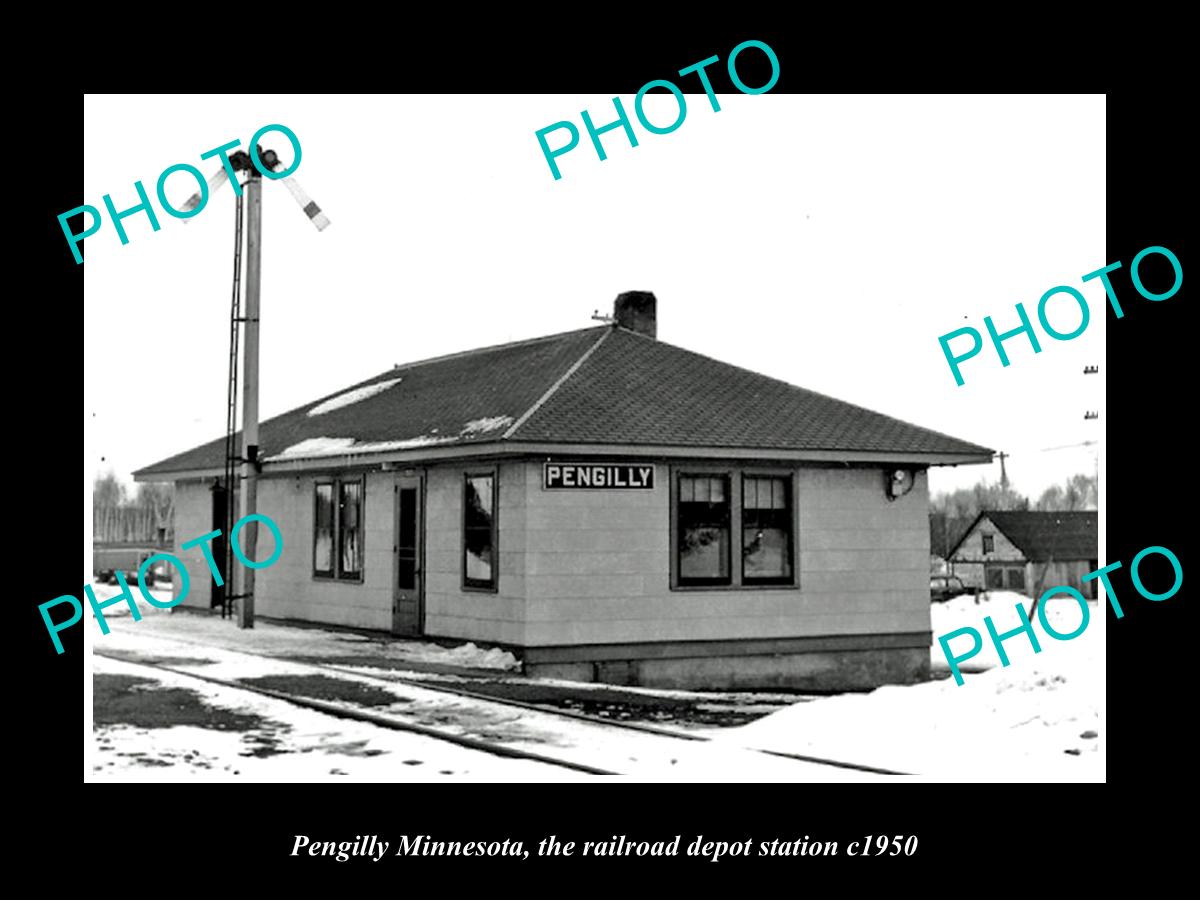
934, 590, 1036, 632
94, 598, 519, 671
717, 626, 1103, 781
94, 635, 876, 781
931, 590, 1096, 672
91, 590, 1102, 781
86, 578, 176, 618
91, 654, 575, 782
432, 643, 521, 670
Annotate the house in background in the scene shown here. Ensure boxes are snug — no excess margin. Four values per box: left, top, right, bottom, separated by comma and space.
947, 510, 1099, 599
134, 292, 993, 691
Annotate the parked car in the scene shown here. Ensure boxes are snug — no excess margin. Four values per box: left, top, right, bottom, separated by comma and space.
930, 575, 978, 603
93, 546, 157, 585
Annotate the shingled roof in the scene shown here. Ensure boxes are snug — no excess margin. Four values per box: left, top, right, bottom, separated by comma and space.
955, 510, 1098, 561
135, 324, 992, 477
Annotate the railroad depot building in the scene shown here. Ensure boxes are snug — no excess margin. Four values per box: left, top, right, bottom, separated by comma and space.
135, 293, 993, 690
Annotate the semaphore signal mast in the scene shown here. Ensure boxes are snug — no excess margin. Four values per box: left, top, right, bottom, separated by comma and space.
182, 145, 329, 628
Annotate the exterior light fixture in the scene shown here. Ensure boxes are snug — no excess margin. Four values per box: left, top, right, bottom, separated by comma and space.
886, 468, 915, 500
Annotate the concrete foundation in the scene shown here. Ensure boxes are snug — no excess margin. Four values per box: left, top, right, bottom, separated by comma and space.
525, 646, 930, 692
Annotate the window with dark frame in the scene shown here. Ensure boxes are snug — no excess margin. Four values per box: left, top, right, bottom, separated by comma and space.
463, 472, 497, 590
677, 474, 732, 586
982, 533, 995, 554
314, 482, 334, 577
313, 476, 364, 581
673, 469, 799, 590
742, 475, 794, 585
339, 479, 363, 579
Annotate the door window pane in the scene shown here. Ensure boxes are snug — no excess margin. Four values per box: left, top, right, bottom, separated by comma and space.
397, 487, 417, 590
397, 557, 416, 590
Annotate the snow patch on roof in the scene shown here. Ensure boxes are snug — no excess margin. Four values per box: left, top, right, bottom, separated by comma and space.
307, 377, 402, 417
461, 415, 514, 436
270, 436, 357, 457
266, 434, 453, 461
264, 415, 515, 462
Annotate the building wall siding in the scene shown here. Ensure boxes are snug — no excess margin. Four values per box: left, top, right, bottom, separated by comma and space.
254, 472, 394, 630
170, 459, 935, 656
172, 480, 217, 610
522, 461, 931, 646
422, 462, 527, 646
1032, 559, 1098, 600
171, 467, 529, 639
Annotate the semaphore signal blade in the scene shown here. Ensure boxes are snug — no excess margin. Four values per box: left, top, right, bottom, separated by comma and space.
180, 167, 231, 221
273, 162, 331, 231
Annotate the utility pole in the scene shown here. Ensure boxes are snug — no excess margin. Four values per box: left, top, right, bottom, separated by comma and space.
1084, 364, 1099, 507
237, 173, 262, 629
996, 451, 1009, 490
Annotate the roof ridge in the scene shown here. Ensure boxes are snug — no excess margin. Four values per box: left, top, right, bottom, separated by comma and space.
633, 331, 994, 454
392, 325, 607, 372
986, 509, 1096, 517
503, 327, 613, 440
193, 325, 612, 438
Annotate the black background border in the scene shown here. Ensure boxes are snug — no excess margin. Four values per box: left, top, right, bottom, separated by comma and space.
21, 22, 1189, 885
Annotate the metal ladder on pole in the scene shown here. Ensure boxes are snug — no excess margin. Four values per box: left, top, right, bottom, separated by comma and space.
221, 192, 245, 619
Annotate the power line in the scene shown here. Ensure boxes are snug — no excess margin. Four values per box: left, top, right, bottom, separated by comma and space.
1039, 440, 1098, 453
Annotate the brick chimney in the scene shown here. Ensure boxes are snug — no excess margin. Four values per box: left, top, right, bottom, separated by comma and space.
613, 291, 657, 339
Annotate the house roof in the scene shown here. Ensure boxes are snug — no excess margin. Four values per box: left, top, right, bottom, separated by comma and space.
134, 324, 993, 478
950, 510, 1098, 561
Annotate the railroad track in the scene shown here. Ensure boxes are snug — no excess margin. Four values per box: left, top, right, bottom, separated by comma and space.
315, 662, 711, 741
96, 651, 616, 775
322, 664, 912, 775
94, 636, 909, 777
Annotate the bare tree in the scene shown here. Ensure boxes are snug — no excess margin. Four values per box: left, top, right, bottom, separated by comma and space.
1036, 473, 1097, 511
931, 478, 1029, 521
93, 472, 174, 544
134, 483, 175, 542
93, 470, 127, 508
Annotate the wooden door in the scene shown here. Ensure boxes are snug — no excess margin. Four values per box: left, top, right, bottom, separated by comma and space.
393, 475, 424, 635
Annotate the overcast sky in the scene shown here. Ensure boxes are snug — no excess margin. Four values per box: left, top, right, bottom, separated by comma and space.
83, 93, 1105, 501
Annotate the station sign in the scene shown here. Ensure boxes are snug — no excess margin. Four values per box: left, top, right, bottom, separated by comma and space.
543, 463, 655, 490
